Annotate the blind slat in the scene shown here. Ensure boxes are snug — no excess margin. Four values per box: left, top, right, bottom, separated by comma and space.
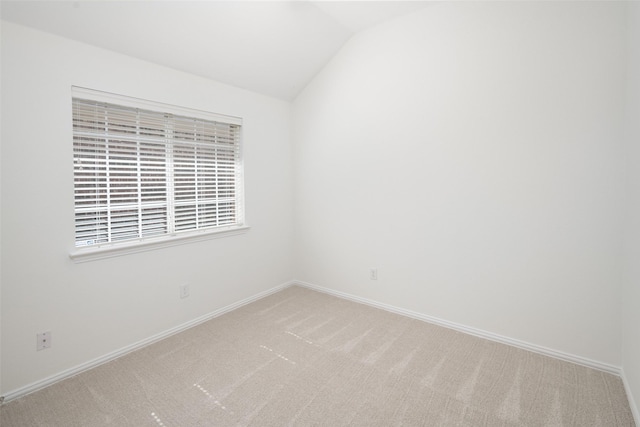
73, 94, 243, 248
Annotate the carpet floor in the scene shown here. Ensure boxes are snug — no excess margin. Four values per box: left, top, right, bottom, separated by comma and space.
0, 285, 635, 426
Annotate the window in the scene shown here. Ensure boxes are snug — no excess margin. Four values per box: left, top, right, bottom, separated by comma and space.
71, 87, 245, 259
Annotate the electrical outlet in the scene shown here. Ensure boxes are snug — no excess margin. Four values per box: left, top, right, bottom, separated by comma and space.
37, 331, 52, 351
180, 284, 190, 299
370, 268, 378, 280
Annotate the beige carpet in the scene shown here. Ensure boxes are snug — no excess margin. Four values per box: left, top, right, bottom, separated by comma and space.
0, 285, 635, 426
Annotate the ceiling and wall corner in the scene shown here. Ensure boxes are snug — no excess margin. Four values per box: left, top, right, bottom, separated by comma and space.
0, 1, 430, 101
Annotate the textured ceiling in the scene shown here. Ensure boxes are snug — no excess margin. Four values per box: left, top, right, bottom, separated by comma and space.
1, 1, 430, 101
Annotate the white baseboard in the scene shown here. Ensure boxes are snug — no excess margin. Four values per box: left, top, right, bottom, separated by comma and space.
293, 280, 622, 376
621, 368, 640, 426
4, 278, 633, 416
1, 280, 294, 403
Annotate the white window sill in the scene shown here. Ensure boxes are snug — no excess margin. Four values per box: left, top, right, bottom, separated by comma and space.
69, 225, 250, 263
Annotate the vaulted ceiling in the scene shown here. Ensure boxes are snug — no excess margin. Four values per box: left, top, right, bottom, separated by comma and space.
1, 1, 430, 101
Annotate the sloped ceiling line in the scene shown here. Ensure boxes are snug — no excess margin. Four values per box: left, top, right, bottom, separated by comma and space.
0, 1, 429, 101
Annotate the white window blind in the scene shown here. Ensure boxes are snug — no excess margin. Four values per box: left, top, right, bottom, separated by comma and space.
72, 91, 243, 249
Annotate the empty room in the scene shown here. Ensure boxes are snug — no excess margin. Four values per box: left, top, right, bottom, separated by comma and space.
1, 0, 639, 425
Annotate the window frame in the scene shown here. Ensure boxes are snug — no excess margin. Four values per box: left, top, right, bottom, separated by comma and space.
69, 87, 248, 263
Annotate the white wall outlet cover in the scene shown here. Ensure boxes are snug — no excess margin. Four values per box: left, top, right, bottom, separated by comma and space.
180, 284, 190, 299
37, 331, 52, 351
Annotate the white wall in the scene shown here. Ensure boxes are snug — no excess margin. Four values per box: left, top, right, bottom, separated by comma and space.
0, 17, 4, 397
623, 1, 640, 420
293, 2, 627, 366
0, 22, 293, 394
